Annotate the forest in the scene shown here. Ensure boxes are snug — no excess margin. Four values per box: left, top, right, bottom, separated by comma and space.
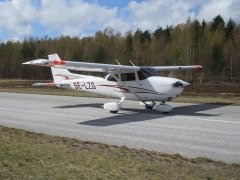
0, 15, 239, 84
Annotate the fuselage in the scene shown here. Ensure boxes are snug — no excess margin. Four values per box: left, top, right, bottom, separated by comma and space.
60, 75, 187, 102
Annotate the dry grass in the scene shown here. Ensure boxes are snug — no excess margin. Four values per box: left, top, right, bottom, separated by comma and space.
0, 79, 240, 105
0, 126, 239, 179
174, 93, 240, 105
0, 86, 102, 97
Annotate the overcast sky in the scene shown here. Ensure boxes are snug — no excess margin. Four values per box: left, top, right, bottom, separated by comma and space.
0, 0, 239, 42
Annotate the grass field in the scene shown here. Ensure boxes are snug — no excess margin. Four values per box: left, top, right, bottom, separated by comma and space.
0, 79, 240, 105
0, 126, 239, 179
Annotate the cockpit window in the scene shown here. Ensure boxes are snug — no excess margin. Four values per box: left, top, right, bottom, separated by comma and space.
107, 74, 119, 82
121, 73, 136, 81
137, 69, 153, 80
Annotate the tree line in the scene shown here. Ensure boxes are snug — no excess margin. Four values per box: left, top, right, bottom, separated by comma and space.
0, 15, 239, 84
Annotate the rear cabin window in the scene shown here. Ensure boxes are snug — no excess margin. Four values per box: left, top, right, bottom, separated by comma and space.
121, 73, 136, 81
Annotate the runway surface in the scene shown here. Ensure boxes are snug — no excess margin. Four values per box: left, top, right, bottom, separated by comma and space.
0, 92, 240, 163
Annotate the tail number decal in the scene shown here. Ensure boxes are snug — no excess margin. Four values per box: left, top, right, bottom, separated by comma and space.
73, 82, 96, 90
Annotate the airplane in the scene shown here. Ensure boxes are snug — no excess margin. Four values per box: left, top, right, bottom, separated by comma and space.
23, 53, 202, 113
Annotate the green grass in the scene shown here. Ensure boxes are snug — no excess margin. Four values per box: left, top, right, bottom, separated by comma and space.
0, 126, 239, 179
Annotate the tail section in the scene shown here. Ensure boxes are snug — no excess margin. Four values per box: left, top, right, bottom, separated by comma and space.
23, 53, 92, 86
48, 53, 74, 83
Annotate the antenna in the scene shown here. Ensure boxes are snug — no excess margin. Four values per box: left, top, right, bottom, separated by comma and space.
115, 59, 121, 65
129, 60, 136, 67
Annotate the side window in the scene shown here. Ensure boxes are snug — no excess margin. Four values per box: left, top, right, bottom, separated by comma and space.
137, 71, 145, 80
121, 73, 136, 81
107, 74, 118, 82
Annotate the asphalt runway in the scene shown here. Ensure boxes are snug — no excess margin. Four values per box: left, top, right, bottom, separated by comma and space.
0, 92, 240, 163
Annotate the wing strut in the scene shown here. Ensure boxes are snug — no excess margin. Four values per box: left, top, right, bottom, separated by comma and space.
129, 60, 136, 67
115, 59, 121, 65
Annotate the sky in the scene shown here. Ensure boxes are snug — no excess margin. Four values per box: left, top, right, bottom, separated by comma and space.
0, 0, 239, 42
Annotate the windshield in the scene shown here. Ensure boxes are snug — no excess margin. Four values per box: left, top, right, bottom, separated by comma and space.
137, 68, 154, 80
106, 74, 119, 82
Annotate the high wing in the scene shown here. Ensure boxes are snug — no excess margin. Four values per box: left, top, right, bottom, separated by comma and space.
145, 65, 202, 71
23, 53, 202, 73
53, 61, 140, 73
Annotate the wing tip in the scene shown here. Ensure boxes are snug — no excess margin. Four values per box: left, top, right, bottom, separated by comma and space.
195, 65, 203, 69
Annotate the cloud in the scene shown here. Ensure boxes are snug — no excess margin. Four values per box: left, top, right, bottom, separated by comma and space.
125, 0, 240, 31
197, 0, 240, 23
39, 0, 122, 36
126, 0, 196, 30
0, 0, 37, 38
0, 0, 239, 41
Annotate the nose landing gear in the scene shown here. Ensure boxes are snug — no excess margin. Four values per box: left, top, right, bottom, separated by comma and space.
153, 102, 173, 114
140, 101, 156, 110
140, 101, 173, 113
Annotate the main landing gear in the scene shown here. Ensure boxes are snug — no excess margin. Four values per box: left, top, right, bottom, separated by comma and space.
103, 97, 125, 113
104, 99, 173, 114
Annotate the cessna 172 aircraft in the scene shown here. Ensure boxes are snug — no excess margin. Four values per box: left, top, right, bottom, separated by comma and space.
23, 53, 202, 113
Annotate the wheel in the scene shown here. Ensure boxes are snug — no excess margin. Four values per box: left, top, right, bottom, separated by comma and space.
144, 101, 156, 110
154, 104, 173, 113
145, 105, 154, 110
104, 102, 121, 113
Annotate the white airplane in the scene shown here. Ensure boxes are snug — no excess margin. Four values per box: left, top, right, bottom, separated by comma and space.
23, 53, 202, 113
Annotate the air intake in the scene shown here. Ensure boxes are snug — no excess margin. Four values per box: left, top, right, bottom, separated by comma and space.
173, 81, 184, 88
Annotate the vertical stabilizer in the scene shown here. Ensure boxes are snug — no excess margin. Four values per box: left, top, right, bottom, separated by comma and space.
48, 53, 73, 83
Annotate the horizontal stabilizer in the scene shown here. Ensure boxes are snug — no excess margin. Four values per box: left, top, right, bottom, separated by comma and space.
32, 83, 57, 87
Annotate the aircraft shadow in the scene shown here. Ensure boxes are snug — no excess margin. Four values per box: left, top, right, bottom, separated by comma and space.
54, 103, 103, 109
54, 103, 229, 126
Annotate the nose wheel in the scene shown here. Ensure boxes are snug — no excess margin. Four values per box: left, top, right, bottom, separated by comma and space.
153, 102, 173, 113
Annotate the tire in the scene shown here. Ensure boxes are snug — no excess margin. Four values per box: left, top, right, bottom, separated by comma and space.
110, 110, 118, 114
162, 111, 170, 114
145, 105, 153, 110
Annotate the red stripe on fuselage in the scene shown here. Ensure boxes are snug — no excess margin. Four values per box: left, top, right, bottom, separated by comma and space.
98, 84, 129, 92
98, 84, 162, 94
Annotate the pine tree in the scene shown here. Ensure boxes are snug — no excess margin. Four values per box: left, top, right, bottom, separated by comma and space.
210, 43, 225, 82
